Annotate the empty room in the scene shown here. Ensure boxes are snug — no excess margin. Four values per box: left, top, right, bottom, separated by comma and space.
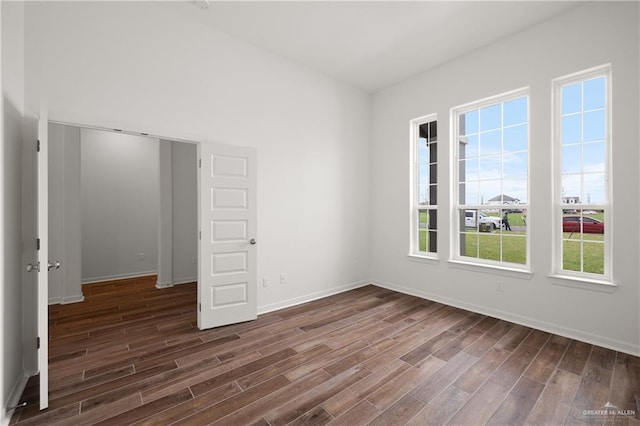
1, 1, 638, 425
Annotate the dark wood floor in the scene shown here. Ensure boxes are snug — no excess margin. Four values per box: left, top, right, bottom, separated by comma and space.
9, 275, 640, 425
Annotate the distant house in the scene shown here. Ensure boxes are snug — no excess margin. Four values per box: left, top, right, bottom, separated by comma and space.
562, 196, 581, 204
487, 194, 520, 205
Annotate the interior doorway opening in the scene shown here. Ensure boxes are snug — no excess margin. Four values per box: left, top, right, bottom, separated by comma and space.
47, 123, 199, 303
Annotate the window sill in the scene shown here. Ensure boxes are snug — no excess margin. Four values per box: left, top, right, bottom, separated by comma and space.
548, 274, 617, 293
447, 259, 533, 280
407, 253, 439, 264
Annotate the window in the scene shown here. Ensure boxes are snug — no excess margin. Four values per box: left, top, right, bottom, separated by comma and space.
554, 65, 610, 280
452, 89, 529, 268
410, 115, 437, 257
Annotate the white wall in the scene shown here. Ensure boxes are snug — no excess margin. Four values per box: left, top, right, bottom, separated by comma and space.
1, 1, 26, 422
370, 2, 640, 355
24, 1, 371, 310
171, 141, 197, 285
48, 123, 82, 303
157, 139, 197, 287
80, 129, 160, 282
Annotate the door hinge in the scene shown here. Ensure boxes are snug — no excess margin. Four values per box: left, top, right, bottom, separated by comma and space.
199, 303, 202, 312
37, 337, 40, 349
199, 231, 201, 240
37, 140, 41, 152
198, 158, 202, 168
36, 238, 41, 250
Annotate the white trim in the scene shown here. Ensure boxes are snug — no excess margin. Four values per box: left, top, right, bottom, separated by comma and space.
257, 280, 369, 315
548, 274, 617, 293
156, 277, 197, 289
2, 373, 29, 426
450, 87, 531, 270
371, 279, 639, 357
409, 113, 438, 258
82, 271, 157, 285
551, 64, 612, 283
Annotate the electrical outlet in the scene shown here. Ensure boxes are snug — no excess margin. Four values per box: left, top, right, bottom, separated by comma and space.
263, 277, 270, 288
280, 273, 288, 285
138, 252, 145, 261
496, 280, 504, 292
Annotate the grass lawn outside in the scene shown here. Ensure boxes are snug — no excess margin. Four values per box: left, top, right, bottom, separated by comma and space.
417, 211, 604, 273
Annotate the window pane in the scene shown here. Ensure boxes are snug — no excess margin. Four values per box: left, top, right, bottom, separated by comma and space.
503, 152, 527, 179
460, 233, 478, 258
429, 141, 438, 163
583, 77, 605, 110
562, 145, 582, 174
429, 184, 437, 205
562, 115, 581, 144
419, 138, 428, 163
428, 231, 437, 253
428, 209, 438, 229
461, 134, 478, 158
503, 97, 527, 127
419, 183, 428, 204
562, 240, 582, 271
429, 164, 438, 183
418, 210, 427, 252
478, 234, 500, 261
479, 155, 501, 180
462, 110, 478, 135
480, 130, 501, 155
480, 104, 501, 131
479, 180, 501, 204
583, 173, 606, 204
460, 158, 479, 182
583, 242, 604, 274
561, 174, 581, 202
562, 83, 582, 114
503, 124, 527, 152
419, 163, 429, 182
503, 179, 527, 203
460, 182, 478, 205
583, 142, 605, 173
502, 236, 526, 264
583, 109, 605, 141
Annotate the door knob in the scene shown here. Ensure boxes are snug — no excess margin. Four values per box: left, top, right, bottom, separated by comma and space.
249, 239, 256, 245
26, 262, 40, 272
47, 261, 61, 271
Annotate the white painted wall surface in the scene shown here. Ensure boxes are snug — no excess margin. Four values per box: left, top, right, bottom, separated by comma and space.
24, 1, 371, 311
171, 141, 197, 285
157, 140, 173, 288
48, 123, 83, 304
80, 129, 160, 283
370, 2, 639, 354
1, 1, 26, 421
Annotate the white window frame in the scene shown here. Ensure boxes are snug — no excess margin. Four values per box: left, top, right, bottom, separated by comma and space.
450, 88, 530, 271
552, 64, 612, 285
409, 114, 438, 259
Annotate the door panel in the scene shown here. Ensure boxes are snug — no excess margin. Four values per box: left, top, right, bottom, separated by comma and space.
198, 143, 257, 329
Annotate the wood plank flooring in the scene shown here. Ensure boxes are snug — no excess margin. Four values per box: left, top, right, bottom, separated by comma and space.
10, 275, 640, 425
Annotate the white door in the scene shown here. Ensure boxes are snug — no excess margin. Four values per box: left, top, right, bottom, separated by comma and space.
36, 106, 50, 409
198, 142, 257, 329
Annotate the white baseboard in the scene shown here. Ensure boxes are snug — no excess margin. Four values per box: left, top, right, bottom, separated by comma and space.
82, 270, 157, 285
156, 277, 196, 289
257, 280, 370, 315
49, 294, 84, 305
2, 372, 29, 426
371, 279, 640, 357
62, 295, 84, 304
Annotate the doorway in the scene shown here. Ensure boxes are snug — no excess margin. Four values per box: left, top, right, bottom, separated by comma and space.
47, 124, 198, 302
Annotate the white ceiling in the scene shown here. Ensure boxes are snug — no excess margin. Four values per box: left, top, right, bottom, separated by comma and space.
161, 1, 582, 93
